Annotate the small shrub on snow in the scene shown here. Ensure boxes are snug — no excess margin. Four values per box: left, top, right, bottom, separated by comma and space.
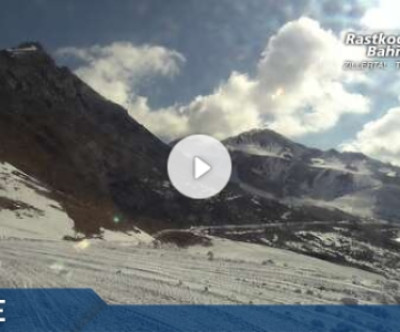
262, 259, 275, 265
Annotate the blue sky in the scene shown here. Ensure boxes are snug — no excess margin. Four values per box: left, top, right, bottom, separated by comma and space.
2, 0, 400, 165
0, 0, 314, 106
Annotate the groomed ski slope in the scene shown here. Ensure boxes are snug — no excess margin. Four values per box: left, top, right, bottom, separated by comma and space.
0, 237, 391, 305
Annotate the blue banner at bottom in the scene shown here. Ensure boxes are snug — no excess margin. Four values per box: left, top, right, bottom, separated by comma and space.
0, 289, 398, 332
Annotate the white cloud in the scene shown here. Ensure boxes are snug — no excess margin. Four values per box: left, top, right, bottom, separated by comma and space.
57, 42, 185, 107
361, 0, 400, 30
166, 17, 369, 139
177, 17, 369, 139
129, 96, 190, 139
176, 72, 261, 139
57, 42, 188, 139
253, 18, 369, 137
341, 107, 400, 165
58, 18, 370, 141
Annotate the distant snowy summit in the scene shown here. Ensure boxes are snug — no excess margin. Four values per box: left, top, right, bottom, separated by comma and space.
5, 42, 46, 56
7, 42, 40, 52
225, 128, 400, 222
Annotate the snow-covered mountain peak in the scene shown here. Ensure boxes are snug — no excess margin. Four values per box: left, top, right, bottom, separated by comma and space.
225, 128, 400, 222
224, 128, 309, 159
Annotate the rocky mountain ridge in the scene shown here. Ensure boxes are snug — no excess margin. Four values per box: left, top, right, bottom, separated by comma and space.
225, 128, 400, 222
0, 43, 354, 237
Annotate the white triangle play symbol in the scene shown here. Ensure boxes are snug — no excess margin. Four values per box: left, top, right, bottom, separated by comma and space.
193, 156, 212, 180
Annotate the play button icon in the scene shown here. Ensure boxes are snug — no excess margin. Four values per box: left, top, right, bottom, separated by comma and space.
167, 135, 232, 199
193, 157, 211, 180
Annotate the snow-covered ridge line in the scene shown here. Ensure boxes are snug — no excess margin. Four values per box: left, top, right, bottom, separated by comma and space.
227, 144, 290, 159
6, 45, 39, 53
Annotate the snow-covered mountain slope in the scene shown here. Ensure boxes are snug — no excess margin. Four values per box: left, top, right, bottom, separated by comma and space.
1, 237, 398, 305
0, 162, 74, 240
194, 221, 400, 278
225, 129, 400, 222
0, 161, 153, 243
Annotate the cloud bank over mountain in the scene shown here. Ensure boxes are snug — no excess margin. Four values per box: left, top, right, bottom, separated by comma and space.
59, 18, 369, 141
341, 107, 400, 166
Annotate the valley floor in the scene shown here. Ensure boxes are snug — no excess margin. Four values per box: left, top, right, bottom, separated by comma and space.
0, 237, 396, 305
